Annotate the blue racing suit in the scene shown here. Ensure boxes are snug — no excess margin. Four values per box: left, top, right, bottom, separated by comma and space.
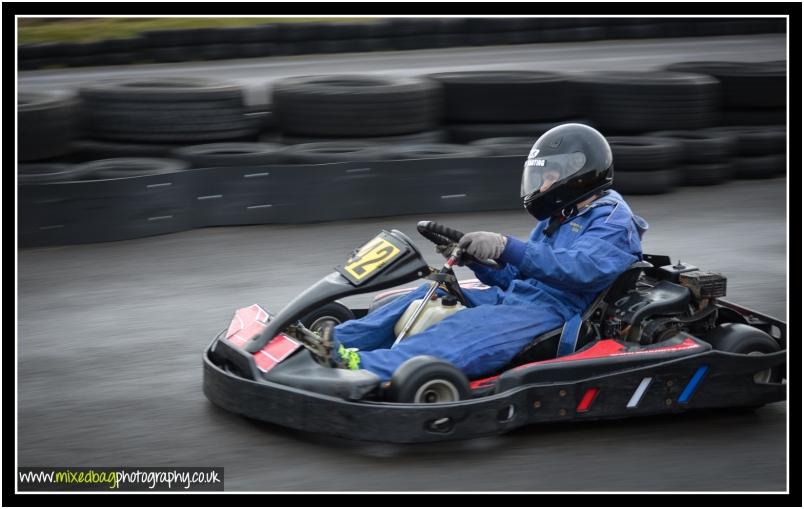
333, 190, 648, 381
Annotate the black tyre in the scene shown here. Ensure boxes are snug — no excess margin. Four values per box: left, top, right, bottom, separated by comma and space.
270, 129, 447, 145
79, 77, 259, 144
572, 71, 720, 133
704, 323, 782, 384
74, 158, 190, 179
388, 355, 471, 403
425, 71, 577, 122
678, 163, 732, 186
607, 136, 684, 171
18, 164, 93, 184
470, 137, 536, 156
171, 142, 288, 167
272, 75, 441, 137
298, 302, 355, 334
647, 130, 737, 163
381, 143, 491, 160
446, 120, 594, 143
612, 168, 680, 195
702, 126, 786, 156
79, 77, 244, 102
717, 109, 786, 127
663, 61, 786, 109
731, 154, 786, 179
73, 139, 183, 159
18, 92, 80, 161
280, 141, 386, 164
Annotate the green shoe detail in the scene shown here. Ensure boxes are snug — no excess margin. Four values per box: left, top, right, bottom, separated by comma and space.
337, 344, 361, 370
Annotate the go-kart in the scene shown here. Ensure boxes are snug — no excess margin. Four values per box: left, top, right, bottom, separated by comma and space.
202, 221, 786, 443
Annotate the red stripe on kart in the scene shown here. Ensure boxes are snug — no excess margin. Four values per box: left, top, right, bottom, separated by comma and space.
254, 335, 302, 372
513, 338, 703, 371
470, 375, 500, 389
576, 387, 600, 413
225, 304, 301, 372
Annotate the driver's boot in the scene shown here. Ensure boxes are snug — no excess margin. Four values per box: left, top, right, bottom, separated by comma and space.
292, 323, 361, 370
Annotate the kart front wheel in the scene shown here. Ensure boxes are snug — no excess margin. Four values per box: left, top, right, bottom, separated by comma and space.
298, 301, 355, 334
388, 355, 471, 403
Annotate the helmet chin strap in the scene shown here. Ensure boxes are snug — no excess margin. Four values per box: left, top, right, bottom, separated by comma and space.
544, 204, 577, 237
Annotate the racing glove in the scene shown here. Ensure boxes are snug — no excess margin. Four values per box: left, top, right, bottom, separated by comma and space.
458, 231, 507, 261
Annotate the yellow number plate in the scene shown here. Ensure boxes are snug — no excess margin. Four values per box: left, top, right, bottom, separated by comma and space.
343, 237, 402, 281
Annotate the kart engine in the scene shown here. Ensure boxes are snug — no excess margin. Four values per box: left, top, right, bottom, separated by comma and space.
603, 270, 727, 344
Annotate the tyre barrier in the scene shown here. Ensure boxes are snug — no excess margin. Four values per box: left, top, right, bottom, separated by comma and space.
19, 155, 526, 247
18, 18, 785, 70
425, 71, 577, 123
18, 164, 90, 184
19, 123, 786, 247
278, 141, 387, 164
19, 91, 80, 162
607, 136, 684, 194
171, 142, 288, 166
648, 130, 738, 185
264, 129, 448, 145
78, 77, 261, 145
272, 75, 442, 137
446, 119, 595, 143
702, 125, 787, 179
663, 60, 786, 109
572, 71, 721, 133
469, 137, 535, 156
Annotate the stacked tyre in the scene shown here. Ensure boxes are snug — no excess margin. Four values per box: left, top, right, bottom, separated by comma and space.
272, 75, 442, 144
77, 77, 261, 159
702, 126, 786, 179
607, 137, 683, 194
18, 92, 79, 162
469, 137, 535, 156
647, 130, 737, 186
425, 71, 585, 143
663, 61, 786, 127
573, 71, 721, 134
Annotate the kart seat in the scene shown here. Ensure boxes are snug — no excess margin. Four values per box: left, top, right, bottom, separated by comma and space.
506, 260, 654, 367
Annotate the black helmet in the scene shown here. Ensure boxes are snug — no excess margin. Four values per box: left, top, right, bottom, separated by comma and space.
521, 123, 613, 221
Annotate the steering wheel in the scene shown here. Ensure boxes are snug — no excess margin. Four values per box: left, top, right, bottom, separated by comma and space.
416, 221, 501, 269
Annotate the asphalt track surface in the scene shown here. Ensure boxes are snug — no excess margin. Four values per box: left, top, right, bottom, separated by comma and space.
17, 35, 788, 492
18, 178, 788, 492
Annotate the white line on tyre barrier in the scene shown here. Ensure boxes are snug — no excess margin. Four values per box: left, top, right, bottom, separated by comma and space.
147, 182, 172, 189
17, 156, 532, 246
345, 168, 371, 173
243, 172, 270, 178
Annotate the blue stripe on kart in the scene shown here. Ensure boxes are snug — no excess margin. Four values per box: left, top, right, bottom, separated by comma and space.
678, 365, 709, 404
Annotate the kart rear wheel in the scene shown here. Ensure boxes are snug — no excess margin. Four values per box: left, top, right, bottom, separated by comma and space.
388, 355, 471, 403
705, 323, 782, 384
298, 301, 355, 334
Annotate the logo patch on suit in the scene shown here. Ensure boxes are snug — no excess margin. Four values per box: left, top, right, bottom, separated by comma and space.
570, 222, 582, 233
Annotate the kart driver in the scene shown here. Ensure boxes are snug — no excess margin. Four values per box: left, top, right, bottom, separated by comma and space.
305, 123, 648, 381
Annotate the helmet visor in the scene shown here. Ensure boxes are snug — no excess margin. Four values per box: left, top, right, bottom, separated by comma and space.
520, 151, 587, 197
